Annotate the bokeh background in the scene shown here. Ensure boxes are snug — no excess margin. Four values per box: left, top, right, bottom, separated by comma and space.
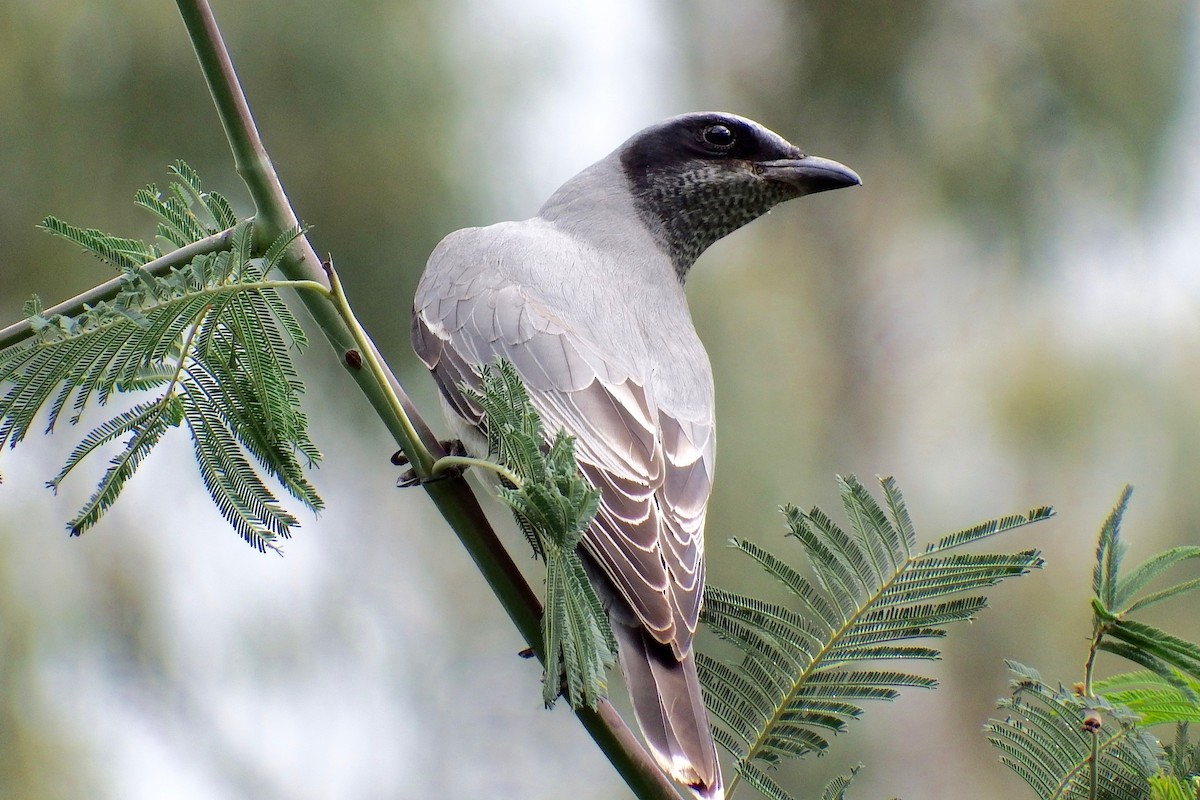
2, 1, 1198, 798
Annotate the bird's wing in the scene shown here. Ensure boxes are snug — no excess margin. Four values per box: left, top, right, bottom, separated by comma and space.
412, 230, 713, 655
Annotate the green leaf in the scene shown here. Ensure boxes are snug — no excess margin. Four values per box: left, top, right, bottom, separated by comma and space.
1086, 486, 1200, 656
702, 477, 1050, 785
1101, 619, 1200, 684
926, 504, 1053, 554
1094, 671, 1200, 726
467, 359, 614, 710
1148, 772, 1195, 800
67, 406, 172, 535
1094, 484, 1134, 612
730, 535, 840, 631
182, 384, 296, 552
262, 226, 307, 276
987, 661, 1165, 799
1161, 724, 1200, 794
1, 163, 321, 550
1118, 545, 1200, 603
737, 761, 798, 800
822, 764, 863, 800
1127, 576, 1200, 616
47, 399, 169, 491
39, 216, 159, 273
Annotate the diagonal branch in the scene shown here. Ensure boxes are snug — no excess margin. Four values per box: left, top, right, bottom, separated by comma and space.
0, 224, 242, 350
173, 0, 433, 464
170, 1, 677, 797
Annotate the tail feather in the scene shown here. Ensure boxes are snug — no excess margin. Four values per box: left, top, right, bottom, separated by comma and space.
614, 622, 723, 800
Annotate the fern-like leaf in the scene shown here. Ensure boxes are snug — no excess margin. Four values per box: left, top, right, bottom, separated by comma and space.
1099, 621, 1200, 685
465, 360, 614, 710
1148, 773, 1196, 800
66, 400, 175, 534
987, 661, 1165, 799
700, 476, 1050, 796
1090, 487, 1200, 689
1095, 485, 1134, 611
1160, 724, 1200, 796
821, 764, 863, 800
0, 164, 320, 551
38, 216, 160, 274
1116, 547, 1200, 613
1094, 671, 1200, 725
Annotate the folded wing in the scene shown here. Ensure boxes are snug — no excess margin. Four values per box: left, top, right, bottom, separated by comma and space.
411, 229, 714, 656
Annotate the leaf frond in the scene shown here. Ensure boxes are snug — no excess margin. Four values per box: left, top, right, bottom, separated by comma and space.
467, 359, 613, 710
987, 661, 1166, 799
39, 216, 158, 273
1095, 484, 1134, 611
702, 477, 1051, 786
2, 164, 321, 550
927, 504, 1054, 553
821, 764, 863, 800
67, 405, 173, 535
1100, 620, 1200, 685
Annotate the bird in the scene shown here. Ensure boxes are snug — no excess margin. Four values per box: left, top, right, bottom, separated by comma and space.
411, 111, 860, 799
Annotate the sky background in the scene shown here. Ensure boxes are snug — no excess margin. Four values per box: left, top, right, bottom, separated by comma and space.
2, 1, 1199, 798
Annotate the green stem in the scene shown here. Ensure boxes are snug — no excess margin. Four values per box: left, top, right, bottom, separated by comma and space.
1088, 731, 1099, 800
168, 304, 210, 394
432, 455, 522, 487
173, 278, 332, 302
174, 1, 285, 234
172, 2, 678, 798
323, 260, 434, 477
1083, 617, 1110, 698
231, 279, 330, 296
1083, 635, 1100, 697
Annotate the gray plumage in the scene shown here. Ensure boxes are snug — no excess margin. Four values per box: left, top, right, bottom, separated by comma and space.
412, 112, 859, 799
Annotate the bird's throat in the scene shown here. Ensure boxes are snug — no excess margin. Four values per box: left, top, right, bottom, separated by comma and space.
627, 163, 797, 282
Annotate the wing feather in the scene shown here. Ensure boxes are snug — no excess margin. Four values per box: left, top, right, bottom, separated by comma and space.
413, 230, 714, 656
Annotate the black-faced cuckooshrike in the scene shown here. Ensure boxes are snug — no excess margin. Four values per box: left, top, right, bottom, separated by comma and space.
412, 112, 860, 799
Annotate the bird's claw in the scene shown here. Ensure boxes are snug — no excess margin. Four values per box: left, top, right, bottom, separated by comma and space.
394, 440, 468, 488
395, 464, 465, 488
395, 469, 424, 488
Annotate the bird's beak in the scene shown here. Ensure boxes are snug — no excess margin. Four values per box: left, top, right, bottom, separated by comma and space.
756, 154, 861, 196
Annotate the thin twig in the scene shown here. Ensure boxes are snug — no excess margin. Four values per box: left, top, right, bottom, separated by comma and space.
324, 258, 434, 476
432, 455, 522, 487
0, 224, 243, 349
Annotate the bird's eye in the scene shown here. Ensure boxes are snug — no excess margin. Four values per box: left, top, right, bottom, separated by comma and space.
702, 124, 735, 149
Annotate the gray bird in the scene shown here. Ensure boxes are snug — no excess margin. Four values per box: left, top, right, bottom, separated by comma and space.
412, 112, 859, 799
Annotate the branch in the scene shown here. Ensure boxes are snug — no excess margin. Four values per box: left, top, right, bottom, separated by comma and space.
0, 223, 243, 350
173, 0, 434, 463
171, 1, 679, 797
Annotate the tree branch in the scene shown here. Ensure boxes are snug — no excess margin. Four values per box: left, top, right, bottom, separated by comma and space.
173, 0, 433, 460
171, 1, 679, 797
0, 223, 243, 350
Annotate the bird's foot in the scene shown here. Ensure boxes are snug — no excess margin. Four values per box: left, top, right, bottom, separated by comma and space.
393, 440, 467, 487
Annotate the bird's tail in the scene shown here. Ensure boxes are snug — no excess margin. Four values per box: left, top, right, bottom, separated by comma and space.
614, 622, 723, 800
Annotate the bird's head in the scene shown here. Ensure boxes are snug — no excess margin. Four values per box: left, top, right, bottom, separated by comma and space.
618, 112, 860, 278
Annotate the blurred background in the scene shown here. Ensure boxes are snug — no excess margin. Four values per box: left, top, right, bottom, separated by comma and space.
1, 1, 1198, 797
